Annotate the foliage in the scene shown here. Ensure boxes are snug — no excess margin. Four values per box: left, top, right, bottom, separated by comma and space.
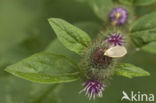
0, 0, 156, 102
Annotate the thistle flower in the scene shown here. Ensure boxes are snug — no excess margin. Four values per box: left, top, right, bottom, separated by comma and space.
80, 79, 104, 100
107, 33, 124, 46
80, 33, 126, 100
109, 7, 128, 26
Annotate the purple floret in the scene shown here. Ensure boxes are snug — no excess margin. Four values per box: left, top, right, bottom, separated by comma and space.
109, 7, 128, 26
80, 79, 104, 100
107, 33, 124, 46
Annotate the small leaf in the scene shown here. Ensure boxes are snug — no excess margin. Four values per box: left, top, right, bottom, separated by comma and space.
130, 12, 156, 32
5, 52, 80, 84
134, 0, 156, 6
88, 0, 113, 21
115, 63, 150, 78
142, 42, 156, 54
48, 18, 91, 55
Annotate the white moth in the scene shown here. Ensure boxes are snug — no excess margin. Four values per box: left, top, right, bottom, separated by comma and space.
104, 46, 127, 58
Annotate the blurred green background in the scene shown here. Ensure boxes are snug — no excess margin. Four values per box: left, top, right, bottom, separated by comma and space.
0, 0, 156, 103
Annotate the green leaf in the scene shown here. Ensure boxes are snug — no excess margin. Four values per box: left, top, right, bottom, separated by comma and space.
88, 0, 113, 21
131, 29, 156, 47
120, 0, 156, 6
48, 18, 91, 55
30, 83, 61, 103
142, 42, 156, 54
115, 63, 150, 78
119, 0, 133, 5
75, 0, 87, 3
130, 12, 156, 32
134, 0, 156, 6
0, 76, 60, 103
5, 52, 80, 84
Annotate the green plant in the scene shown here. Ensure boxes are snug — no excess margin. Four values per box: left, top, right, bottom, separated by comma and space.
1, 0, 156, 102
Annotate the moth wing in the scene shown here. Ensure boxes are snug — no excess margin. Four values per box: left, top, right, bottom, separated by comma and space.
104, 46, 127, 58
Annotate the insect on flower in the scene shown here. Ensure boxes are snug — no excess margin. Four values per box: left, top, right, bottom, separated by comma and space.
79, 79, 105, 100
104, 46, 127, 58
109, 7, 128, 26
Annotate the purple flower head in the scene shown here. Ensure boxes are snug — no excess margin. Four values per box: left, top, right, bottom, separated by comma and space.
109, 7, 128, 26
107, 33, 124, 46
80, 79, 104, 100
